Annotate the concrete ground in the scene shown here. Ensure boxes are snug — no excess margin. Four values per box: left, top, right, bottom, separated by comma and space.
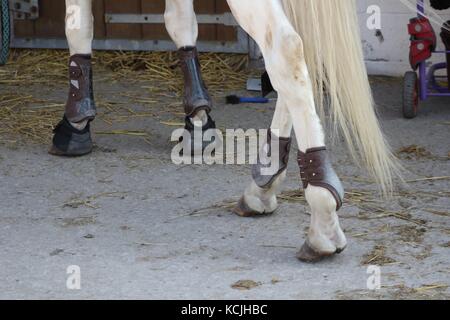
0, 69, 449, 299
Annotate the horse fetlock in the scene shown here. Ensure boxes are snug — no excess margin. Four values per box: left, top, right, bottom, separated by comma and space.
233, 174, 284, 217
252, 130, 292, 189
308, 209, 346, 251
247, 180, 280, 212
189, 110, 208, 127
297, 147, 344, 210
69, 119, 89, 131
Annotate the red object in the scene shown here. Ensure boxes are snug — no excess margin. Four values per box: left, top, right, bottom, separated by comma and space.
408, 17, 437, 70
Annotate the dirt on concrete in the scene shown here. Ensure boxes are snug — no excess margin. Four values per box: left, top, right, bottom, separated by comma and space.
0, 71, 449, 299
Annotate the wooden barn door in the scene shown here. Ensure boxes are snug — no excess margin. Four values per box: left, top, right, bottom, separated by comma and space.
12, 0, 247, 53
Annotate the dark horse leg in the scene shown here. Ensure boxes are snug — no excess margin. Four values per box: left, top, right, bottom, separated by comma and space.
51, 0, 216, 157
165, 0, 216, 154
50, 0, 95, 156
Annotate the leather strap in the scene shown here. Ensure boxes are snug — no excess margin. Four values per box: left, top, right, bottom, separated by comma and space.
178, 47, 212, 116
252, 130, 292, 189
65, 54, 96, 123
297, 147, 344, 210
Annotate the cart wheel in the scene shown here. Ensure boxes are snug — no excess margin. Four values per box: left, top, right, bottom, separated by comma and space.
402, 71, 419, 119
0, 0, 10, 66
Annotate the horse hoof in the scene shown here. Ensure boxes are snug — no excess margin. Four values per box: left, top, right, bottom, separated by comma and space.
296, 241, 336, 263
48, 145, 92, 157
49, 116, 93, 157
335, 245, 347, 254
233, 197, 267, 217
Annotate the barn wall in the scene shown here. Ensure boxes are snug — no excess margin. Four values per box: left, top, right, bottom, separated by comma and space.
12, 0, 450, 76
13, 0, 236, 42
357, 0, 450, 76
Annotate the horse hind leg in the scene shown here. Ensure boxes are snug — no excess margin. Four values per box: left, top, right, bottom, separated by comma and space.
234, 98, 292, 217
227, 0, 346, 261
50, 0, 95, 157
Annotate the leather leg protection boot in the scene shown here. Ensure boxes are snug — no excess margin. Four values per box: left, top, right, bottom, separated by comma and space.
50, 54, 96, 156
178, 47, 216, 154
234, 130, 292, 217
65, 54, 96, 122
179, 46, 212, 117
252, 130, 292, 189
297, 147, 344, 211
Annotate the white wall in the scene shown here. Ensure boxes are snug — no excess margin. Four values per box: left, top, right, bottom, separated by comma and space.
357, 0, 449, 76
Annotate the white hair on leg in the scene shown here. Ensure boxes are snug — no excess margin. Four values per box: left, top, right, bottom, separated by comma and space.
305, 186, 347, 254
190, 110, 208, 126
241, 98, 292, 215
282, 0, 402, 195
243, 171, 287, 215
228, 0, 346, 256
164, 0, 198, 48
65, 0, 93, 56
270, 97, 292, 138
165, 0, 207, 126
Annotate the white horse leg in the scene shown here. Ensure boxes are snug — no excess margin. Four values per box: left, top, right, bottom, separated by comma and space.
65, 0, 93, 131
164, 0, 197, 48
164, 0, 209, 127
227, 0, 346, 261
234, 98, 292, 216
65, 0, 93, 56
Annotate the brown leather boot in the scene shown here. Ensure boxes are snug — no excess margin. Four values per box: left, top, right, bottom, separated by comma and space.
50, 54, 95, 157
252, 130, 292, 189
297, 147, 344, 210
178, 47, 212, 117
178, 47, 216, 155
65, 54, 96, 123
234, 130, 292, 217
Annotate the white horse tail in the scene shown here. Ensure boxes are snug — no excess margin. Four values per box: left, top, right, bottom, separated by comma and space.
282, 0, 401, 194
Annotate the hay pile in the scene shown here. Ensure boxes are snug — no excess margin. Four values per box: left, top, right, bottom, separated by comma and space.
0, 49, 250, 144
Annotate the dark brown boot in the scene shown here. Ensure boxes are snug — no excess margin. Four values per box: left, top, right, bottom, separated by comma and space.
50, 54, 95, 157
297, 147, 344, 210
233, 130, 292, 218
65, 54, 96, 123
252, 130, 292, 189
178, 47, 216, 155
178, 47, 212, 117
